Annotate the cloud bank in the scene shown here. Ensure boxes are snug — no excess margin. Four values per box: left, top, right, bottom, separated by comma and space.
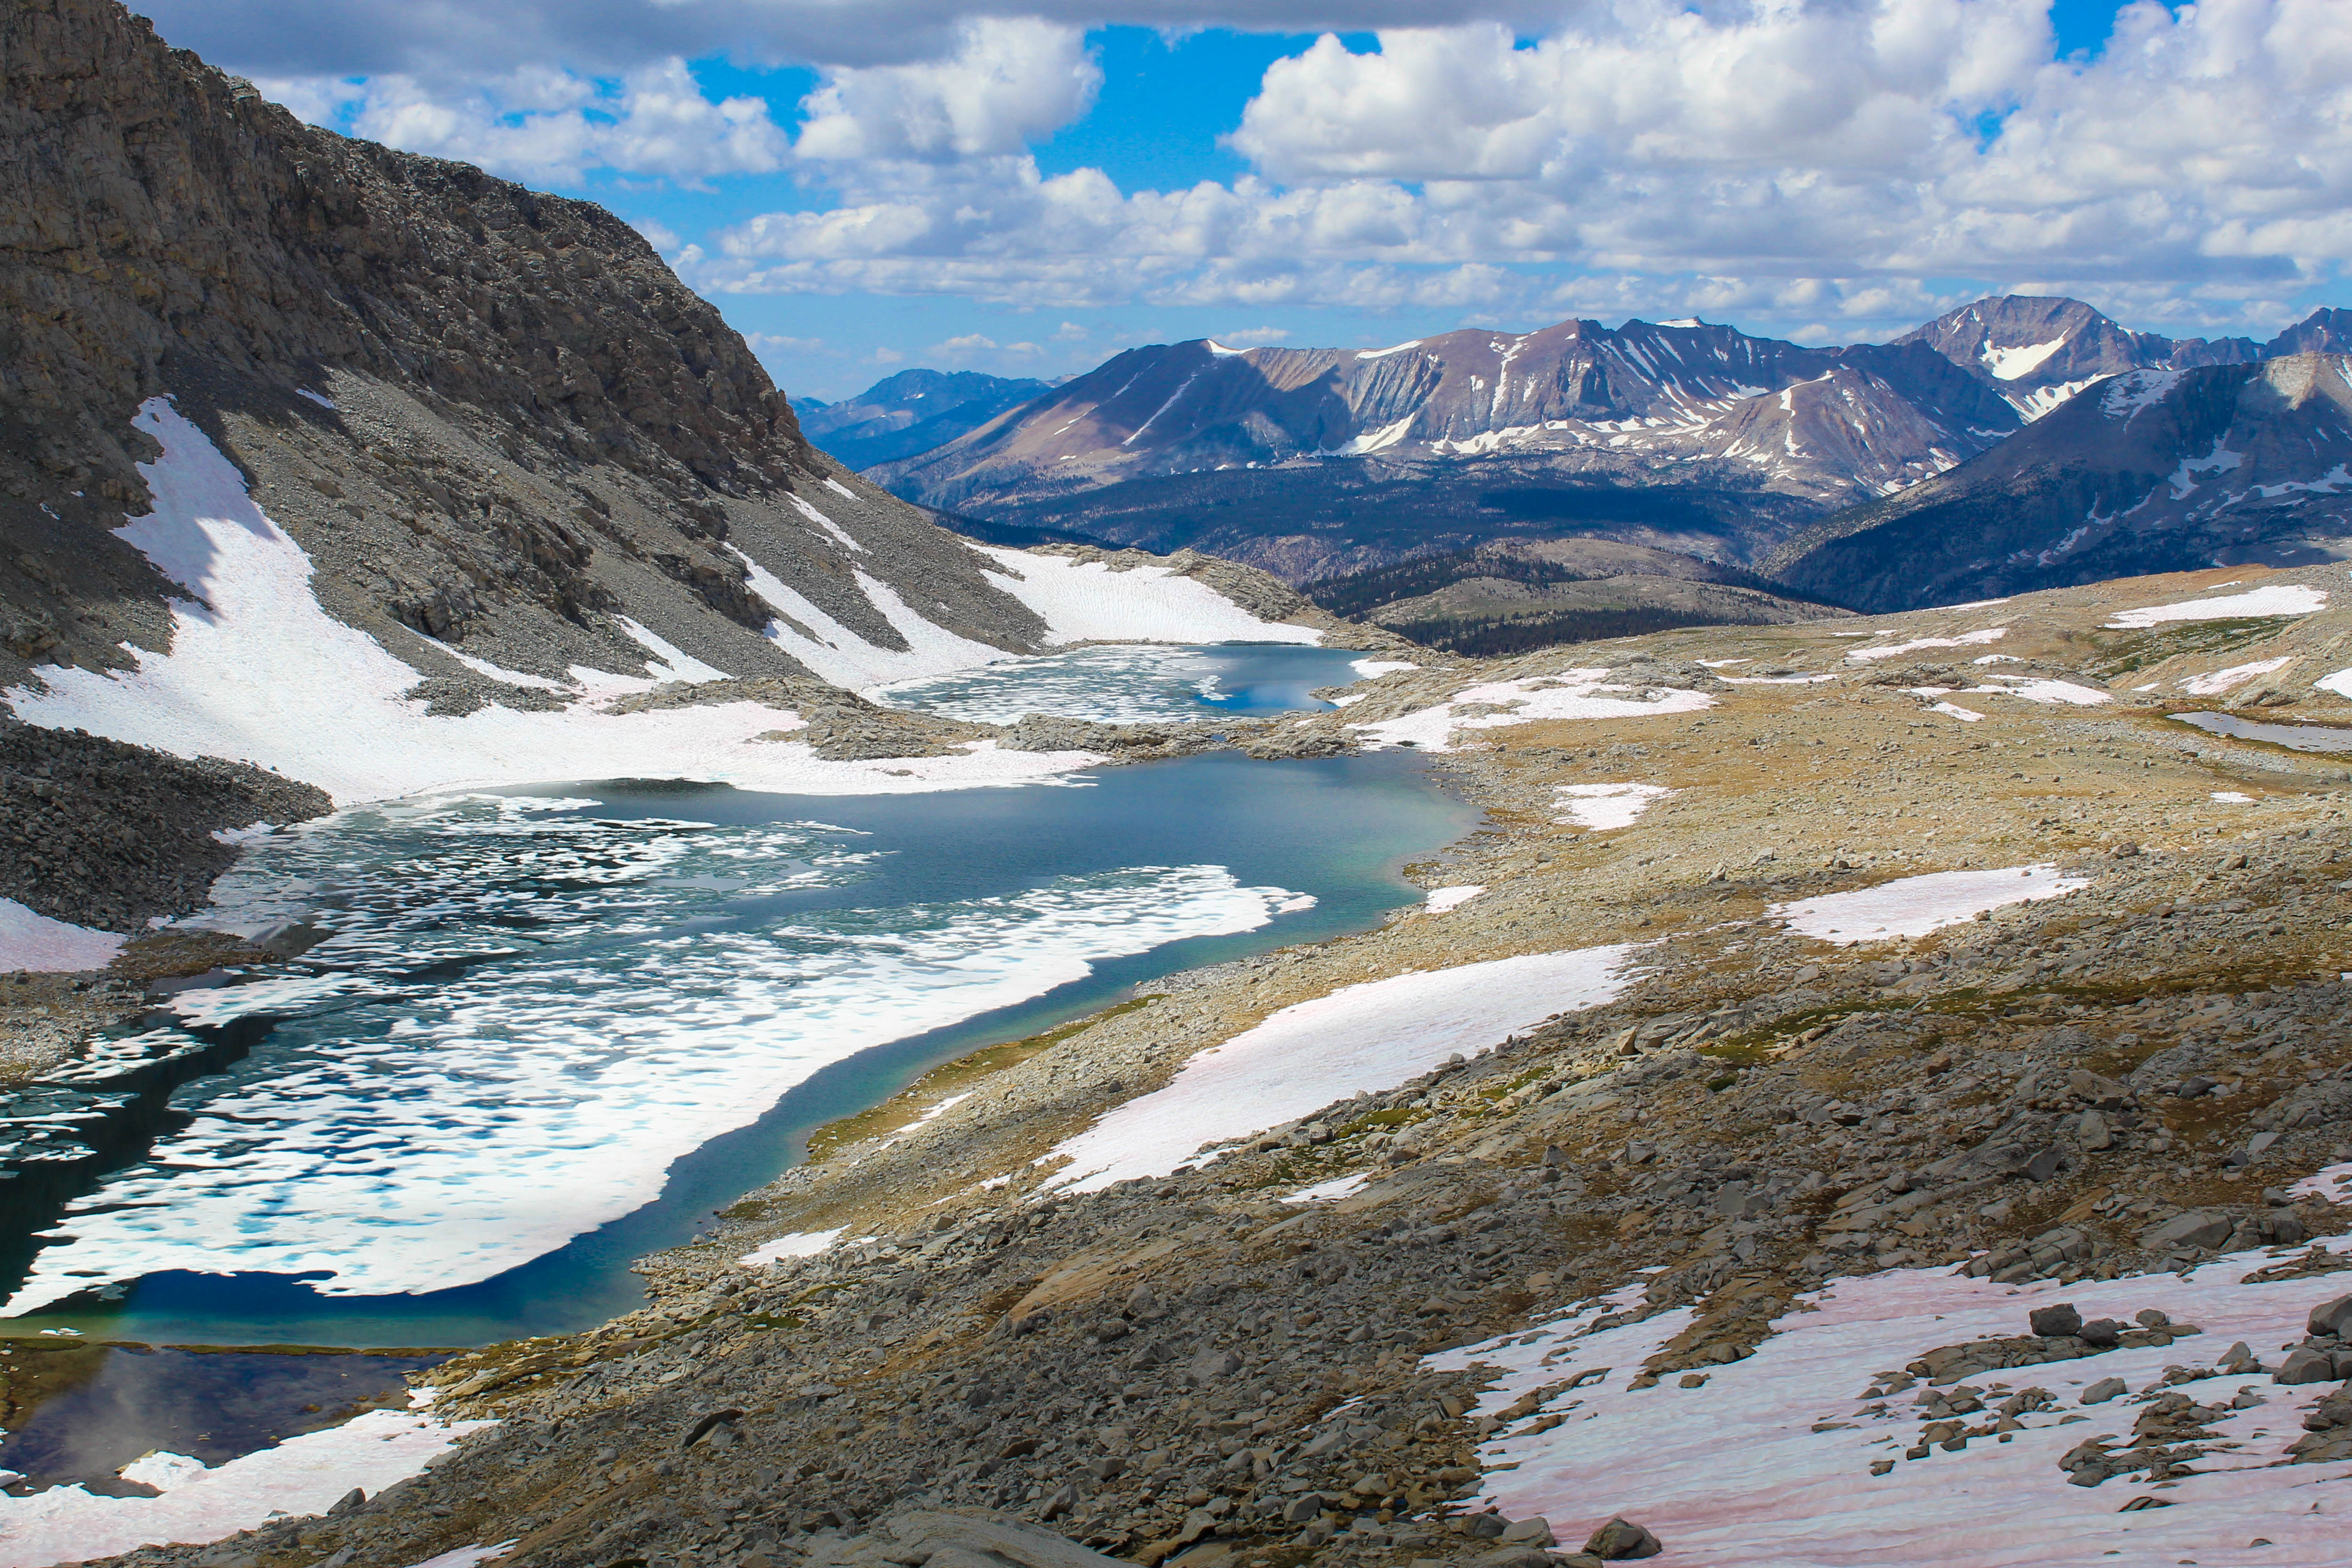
173, 0, 2352, 336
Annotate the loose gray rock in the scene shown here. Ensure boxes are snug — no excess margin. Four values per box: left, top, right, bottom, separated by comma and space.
1584, 1517, 1664, 1560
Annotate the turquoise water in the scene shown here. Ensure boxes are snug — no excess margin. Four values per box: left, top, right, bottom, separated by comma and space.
1, 748, 1469, 1350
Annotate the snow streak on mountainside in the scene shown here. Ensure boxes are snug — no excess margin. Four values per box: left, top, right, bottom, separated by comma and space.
1772, 356, 2352, 612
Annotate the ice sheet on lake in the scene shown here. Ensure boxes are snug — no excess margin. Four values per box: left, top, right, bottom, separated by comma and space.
1352, 671, 1714, 752
1771, 864, 2086, 944
2103, 583, 2327, 628
1434, 1240, 2352, 1568
3, 796, 1319, 1312
872, 645, 1219, 725
0, 897, 126, 973
1042, 948, 1635, 1193
0, 1408, 492, 1568
1553, 782, 1672, 830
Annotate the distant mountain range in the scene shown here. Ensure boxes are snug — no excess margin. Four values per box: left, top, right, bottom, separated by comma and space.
799, 369, 1052, 470
836, 297, 2352, 617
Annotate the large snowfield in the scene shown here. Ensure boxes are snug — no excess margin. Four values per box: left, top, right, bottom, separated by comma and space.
1434, 1229, 2352, 1567
0, 402, 1314, 808
1042, 948, 1636, 1192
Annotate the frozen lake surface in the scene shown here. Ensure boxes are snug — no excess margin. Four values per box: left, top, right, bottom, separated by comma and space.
0, 648, 1467, 1350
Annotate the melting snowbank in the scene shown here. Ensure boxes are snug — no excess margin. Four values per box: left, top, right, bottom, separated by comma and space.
1432, 1241, 2352, 1568
1846, 628, 2007, 662
0, 1408, 492, 1568
2103, 583, 2327, 628
1772, 865, 2086, 944
1553, 782, 1673, 830
1043, 948, 1636, 1193
0, 897, 127, 972
1352, 672, 1714, 752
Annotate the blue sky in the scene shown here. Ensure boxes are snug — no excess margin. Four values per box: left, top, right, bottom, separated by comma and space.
148, 0, 2343, 402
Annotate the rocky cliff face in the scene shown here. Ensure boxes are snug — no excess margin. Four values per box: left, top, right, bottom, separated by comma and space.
0, 0, 1329, 717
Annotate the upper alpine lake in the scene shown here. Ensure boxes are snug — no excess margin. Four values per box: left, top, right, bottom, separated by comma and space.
0, 645, 1470, 1350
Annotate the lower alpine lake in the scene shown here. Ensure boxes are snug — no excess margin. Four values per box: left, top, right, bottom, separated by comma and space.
0, 646, 1471, 1354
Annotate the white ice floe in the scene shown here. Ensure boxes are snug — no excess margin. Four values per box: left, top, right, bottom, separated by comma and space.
2213, 791, 2256, 803
0, 1409, 492, 1568
1042, 948, 1635, 1193
1772, 864, 2086, 944
1280, 1173, 1371, 1205
974, 548, 1322, 649
1352, 672, 1714, 752
2180, 656, 2295, 695
0, 402, 1111, 804
2103, 583, 2328, 628
0, 897, 127, 973
5, 837, 1319, 1312
1552, 782, 1673, 830
1350, 659, 1418, 677
1422, 886, 1486, 914
1433, 1240, 2352, 1568
1845, 628, 2006, 662
739, 1228, 846, 1267
1966, 677, 2111, 706
1929, 702, 1983, 723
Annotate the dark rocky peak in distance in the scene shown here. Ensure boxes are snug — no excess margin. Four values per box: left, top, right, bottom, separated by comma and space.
1770, 353, 2352, 611
1893, 295, 2180, 419
2264, 307, 2352, 358
802, 369, 1053, 469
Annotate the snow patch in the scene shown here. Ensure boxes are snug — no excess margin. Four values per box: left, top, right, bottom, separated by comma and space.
2104, 584, 2327, 627
1552, 782, 1673, 830
1422, 886, 1485, 914
1846, 628, 2006, 662
1352, 671, 1714, 752
2100, 367, 2186, 419
1967, 677, 2112, 706
974, 548, 1321, 649
2212, 791, 2256, 803
1281, 1172, 1371, 1204
0, 898, 126, 973
294, 388, 336, 410
1350, 659, 1418, 678
1929, 702, 1984, 722
1981, 337, 2067, 380
1772, 864, 2086, 944
2181, 656, 2294, 695
1043, 949, 1635, 1193
1354, 339, 1424, 361
739, 1228, 845, 1266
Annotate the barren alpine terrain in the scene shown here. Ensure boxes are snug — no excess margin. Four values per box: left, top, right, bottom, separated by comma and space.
18, 561, 2352, 1568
